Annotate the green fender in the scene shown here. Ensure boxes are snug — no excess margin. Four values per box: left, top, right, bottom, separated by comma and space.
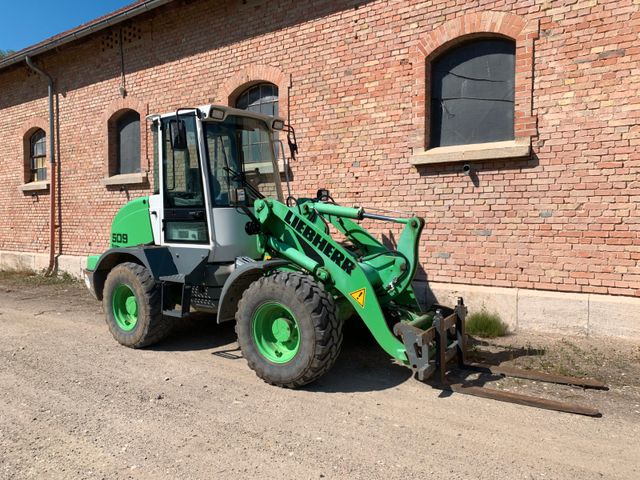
217, 259, 290, 324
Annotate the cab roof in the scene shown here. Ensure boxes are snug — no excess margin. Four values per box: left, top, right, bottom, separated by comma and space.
146, 104, 283, 128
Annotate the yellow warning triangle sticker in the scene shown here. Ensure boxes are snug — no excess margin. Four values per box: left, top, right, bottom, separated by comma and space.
350, 288, 366, 308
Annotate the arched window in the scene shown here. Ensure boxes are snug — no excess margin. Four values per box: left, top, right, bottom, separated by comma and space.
235, 82, 279, 116
430, 38, 515, 148
29, 129, 47, 182
235, 83, 279, 164
115, 110, 141, 174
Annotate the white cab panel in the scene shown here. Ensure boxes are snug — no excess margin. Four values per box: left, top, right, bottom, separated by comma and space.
210, 208, 259, 262
148, 194, 162, 245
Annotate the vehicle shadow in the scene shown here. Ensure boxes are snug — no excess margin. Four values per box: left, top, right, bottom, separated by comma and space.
306, 320, 413, 394
312, 332, 548, 395
150, 313, 237, 352
151, 312, 413, 392
151, 316, 548, 394
465, 337, 546, 366
434, 337, 548, 398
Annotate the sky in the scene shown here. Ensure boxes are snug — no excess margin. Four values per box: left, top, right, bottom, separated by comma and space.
1, 1, 133, 52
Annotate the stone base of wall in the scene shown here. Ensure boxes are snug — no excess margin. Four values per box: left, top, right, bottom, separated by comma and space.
416, 281, 640, 339
2, 250, 638, 340
0, 250, 87, 279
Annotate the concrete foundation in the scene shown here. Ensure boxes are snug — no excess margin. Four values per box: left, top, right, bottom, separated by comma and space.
417, 281, 640, 339
0, 250, 87, 279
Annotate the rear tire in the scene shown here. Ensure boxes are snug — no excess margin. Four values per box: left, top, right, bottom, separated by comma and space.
236, 272, 343, 388
103, 262, 173, 348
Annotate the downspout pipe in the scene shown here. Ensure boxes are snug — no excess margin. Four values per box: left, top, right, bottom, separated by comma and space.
25, 56, 56, 276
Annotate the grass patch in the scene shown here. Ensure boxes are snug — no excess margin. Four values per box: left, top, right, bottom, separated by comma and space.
466, 310, 508, 338
0, 269, 80, 286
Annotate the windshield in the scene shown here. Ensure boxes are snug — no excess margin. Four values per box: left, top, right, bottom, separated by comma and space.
204, 115, 280, 207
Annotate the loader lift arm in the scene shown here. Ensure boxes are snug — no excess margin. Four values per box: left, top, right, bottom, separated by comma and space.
252, 197, 426, 364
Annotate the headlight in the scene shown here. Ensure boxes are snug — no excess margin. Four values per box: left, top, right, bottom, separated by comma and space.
208, 107, 226, 120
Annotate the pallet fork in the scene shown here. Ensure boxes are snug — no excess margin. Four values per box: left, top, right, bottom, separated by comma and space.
394, 298, 608, 417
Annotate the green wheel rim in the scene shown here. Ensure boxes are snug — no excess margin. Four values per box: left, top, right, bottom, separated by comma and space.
112, 284, 138, 332
252, 302, 300, 364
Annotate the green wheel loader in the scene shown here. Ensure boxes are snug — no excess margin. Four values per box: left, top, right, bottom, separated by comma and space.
84, 105, 605, 414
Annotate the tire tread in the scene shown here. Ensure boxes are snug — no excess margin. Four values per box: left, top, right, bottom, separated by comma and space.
103, 262, 173, 348
236, 271, 343, 388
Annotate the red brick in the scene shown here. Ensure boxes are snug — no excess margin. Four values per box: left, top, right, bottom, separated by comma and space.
0, 0, 637, 300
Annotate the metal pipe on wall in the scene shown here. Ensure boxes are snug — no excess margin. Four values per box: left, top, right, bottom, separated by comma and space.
25, 56, 56, 275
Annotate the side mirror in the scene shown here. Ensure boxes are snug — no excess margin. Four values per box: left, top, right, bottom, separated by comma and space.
286, 125, 298, 160
169, 120, 187, 150
230, 187, 247, 206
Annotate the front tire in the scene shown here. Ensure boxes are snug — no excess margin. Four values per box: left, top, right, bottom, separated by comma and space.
103, 262, 173, 348
236, 272, 343, 388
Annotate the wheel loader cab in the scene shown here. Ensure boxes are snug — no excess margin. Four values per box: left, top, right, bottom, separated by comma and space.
149, 106, 285, 263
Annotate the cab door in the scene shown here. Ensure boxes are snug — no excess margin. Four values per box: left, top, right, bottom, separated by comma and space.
204, 127, 259, 262
160, 115, 210, 245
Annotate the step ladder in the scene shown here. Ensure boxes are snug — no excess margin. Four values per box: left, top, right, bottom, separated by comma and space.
159, 273, 192, 319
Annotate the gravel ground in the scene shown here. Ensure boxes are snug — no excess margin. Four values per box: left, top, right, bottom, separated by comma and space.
0, 272, 638, 480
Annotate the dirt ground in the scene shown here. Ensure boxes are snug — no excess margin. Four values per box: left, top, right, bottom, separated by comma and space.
0, 272, 639, 480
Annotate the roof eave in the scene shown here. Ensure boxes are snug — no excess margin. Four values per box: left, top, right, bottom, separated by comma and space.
0, 0, 174, 73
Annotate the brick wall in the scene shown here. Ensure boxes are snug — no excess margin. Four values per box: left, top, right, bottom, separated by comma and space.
0, 0, 638, 298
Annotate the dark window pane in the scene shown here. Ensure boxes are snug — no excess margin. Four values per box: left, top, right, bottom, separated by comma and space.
260, 84, 276, 102
235, 94, 247, 109
234, 82, 280, 165
29, 129, 47, 182
162, 114, 208, 243
235, 82, 279, 117
117, 110, 141, 174
151, 122, 160, 194
247, 85, 260, 106
430, 38, 515, 147
34, 139, 45, 156
31, 130, 46, 156
162, 116, 205, 208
